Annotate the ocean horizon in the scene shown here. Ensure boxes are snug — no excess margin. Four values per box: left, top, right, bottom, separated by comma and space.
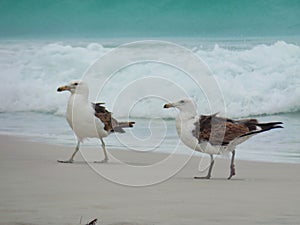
1, 0, 299, 39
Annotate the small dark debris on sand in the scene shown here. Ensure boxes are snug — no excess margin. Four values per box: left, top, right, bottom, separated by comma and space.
86, 218, 97, 225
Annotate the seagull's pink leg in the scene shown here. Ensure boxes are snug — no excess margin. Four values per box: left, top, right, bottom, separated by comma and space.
228, 150, 236, 180
194, 154, 214, 179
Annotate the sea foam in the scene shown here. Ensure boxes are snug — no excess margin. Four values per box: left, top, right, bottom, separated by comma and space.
0, 40, 299, 118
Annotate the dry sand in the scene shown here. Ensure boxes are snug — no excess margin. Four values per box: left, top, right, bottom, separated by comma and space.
0, 135, 299, 225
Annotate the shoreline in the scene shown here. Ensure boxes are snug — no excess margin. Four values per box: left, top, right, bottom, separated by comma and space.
1, 130, 298, 165
0, 134, 300, 225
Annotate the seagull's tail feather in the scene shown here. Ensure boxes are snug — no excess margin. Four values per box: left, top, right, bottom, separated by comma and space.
112, 118, 135, 133
256, 121, 283, 130
117, 121, 135, 128
240, 121, 283, 138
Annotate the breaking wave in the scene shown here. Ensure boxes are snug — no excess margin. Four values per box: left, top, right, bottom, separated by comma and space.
0, 39, 299, 118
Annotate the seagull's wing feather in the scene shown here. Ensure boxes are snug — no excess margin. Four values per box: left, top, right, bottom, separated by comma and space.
193, 114, 252, 145
193, 114, 283, 146
93, 103, 114, 132
92, 102, 135, 133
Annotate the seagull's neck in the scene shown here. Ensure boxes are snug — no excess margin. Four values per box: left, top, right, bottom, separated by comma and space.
176, 110, 197, 122
67, 93, 89, 112
70, 92, 89, 101
175, 110, 197, 137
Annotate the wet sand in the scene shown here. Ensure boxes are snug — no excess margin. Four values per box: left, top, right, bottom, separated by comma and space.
0, 135, 299, 225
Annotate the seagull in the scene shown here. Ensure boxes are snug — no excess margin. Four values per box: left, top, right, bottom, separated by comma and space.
163, 99, 283, 179
57, 81, 135, 163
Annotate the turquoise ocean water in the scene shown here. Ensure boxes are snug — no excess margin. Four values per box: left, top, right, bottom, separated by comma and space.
0, 0, 300, 38
0, 0, 299, 163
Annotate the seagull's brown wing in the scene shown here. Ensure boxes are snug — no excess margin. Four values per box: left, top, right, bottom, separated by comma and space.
93, 103, 114, 132
92, 103, 135, 133
193, 114, 256, 146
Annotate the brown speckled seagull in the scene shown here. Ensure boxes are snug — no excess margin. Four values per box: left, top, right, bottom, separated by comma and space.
164, 99, 283, 179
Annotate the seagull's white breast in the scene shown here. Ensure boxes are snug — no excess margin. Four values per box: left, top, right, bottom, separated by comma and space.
175, 116, 229, 155
66, 94, 108, 141
175, 116, 199, 151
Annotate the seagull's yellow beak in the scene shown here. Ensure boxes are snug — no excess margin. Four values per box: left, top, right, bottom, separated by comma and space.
163, 103, 174, 108
57, 85, 70, 92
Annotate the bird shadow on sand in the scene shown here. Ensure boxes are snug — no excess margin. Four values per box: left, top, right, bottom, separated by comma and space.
177, 176, 247, 182
122, 161, 154, 166
56, 161, 121, 165
56, 160, 155, 167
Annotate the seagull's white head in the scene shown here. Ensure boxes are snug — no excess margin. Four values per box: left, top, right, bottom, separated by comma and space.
57, 81, 89, 96
163, 99, 197, 118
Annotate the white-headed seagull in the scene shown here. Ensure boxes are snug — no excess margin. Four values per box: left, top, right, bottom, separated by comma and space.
57, 81, 135, 163
164, 99, 283, 179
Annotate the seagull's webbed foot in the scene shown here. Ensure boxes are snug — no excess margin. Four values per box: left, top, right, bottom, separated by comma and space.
194, 155, 214, 180
94, 158, 108, 163
57, 159, 74, 163
227, 164, 236, 180
194, 175, 211, 179
228, 150, 236, 180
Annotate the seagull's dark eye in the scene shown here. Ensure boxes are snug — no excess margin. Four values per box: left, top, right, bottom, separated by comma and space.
74, 82, 78, 86
180, 100, 185, 103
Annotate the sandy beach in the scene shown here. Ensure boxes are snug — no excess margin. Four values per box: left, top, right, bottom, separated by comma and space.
0, 135, 299, 225
1, 0, 300, 224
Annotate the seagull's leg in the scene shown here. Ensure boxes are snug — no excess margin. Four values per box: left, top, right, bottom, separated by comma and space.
228, 150, 236, 180
95, 138, 109, 163
207, 154, 215, 178
58, 140, 80, 163
194, 155, 214, 179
